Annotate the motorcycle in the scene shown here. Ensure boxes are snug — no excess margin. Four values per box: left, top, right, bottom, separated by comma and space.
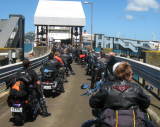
85, 56, 97, 75
79, 54, 87, 65
91, 62, 106, 85
81, 84, 157, 127
10, 98, 25, 125
40, 68, 63, 96
9, 92, 40, 125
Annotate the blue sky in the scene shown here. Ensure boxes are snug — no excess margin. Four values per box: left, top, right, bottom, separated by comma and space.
1, 0, 160, 40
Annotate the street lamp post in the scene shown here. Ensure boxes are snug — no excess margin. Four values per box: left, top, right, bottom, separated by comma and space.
112, 37, 115, 51
83, 1, 93, 49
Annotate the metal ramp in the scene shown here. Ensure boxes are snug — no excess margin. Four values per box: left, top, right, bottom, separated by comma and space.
0, 15, 24, 48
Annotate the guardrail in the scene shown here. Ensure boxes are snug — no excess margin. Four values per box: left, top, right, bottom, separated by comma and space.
115, 56, 160, 98
0, 53, 49, 93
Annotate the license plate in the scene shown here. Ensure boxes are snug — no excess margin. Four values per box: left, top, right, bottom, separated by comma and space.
42, 82, 54, 85
43, 85, 52, 89
11, 107, 22, 112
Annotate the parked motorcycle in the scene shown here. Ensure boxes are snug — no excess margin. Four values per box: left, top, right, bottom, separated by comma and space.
9, 93, 40, 125
85, 55, 97, 75
40, 67, 63, 96
91, 62, 106, 85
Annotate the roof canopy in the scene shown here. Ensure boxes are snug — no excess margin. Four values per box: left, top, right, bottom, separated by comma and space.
34, 0, 86, 26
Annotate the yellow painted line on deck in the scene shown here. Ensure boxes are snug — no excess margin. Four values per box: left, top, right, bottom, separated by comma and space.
0, 48, 16, 50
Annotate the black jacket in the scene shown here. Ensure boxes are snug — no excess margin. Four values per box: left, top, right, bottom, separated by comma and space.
89, 80, 150, 111
106, 56, 116, 74
61, 53, 72, 65
41, 59, 63, 71
104, 56, 117, 81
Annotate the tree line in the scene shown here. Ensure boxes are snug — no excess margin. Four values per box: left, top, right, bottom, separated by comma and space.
25, 32, 35, 43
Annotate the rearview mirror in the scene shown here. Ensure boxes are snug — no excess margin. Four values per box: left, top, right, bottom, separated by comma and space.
81, 84, 89, 89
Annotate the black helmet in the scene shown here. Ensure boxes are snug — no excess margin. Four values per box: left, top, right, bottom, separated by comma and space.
23, 58, 30, 69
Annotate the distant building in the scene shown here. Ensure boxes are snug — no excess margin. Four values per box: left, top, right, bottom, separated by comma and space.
148, 41, 160, 50
94, 33, 160, 57
94, 34, 112, 49
82, 32, 93, 47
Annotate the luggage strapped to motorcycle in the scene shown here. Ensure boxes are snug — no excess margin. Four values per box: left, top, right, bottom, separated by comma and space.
100, 109, 152, 127
115, 110, 136, 127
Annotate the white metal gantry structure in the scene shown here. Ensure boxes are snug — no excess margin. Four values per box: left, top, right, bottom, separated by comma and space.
34, 0, 86, 45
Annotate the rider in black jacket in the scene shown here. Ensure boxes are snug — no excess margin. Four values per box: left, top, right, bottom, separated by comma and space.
22, 59, 51, 117
89, 62, 151, 127
104, 52, 117, 81
61, 48, 75, 75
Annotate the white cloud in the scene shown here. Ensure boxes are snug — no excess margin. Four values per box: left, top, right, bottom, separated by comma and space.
126, 14, 134, 20
126, 0, 160, 12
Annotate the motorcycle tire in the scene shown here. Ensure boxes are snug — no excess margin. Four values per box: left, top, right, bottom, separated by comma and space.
30, 109, 40, 121
13, 113, 25, 126
43, 90, 52, 97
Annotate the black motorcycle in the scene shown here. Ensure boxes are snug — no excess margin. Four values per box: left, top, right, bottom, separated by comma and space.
40, 67, 63, 96
91, 62, 106, 83
9, 93, 40, 125
86, 55, 97, 75
81, 84, 156, 127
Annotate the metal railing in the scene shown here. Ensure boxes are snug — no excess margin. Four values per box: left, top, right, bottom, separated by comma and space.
1, 53, 160, 98
0, 53, 49, 93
